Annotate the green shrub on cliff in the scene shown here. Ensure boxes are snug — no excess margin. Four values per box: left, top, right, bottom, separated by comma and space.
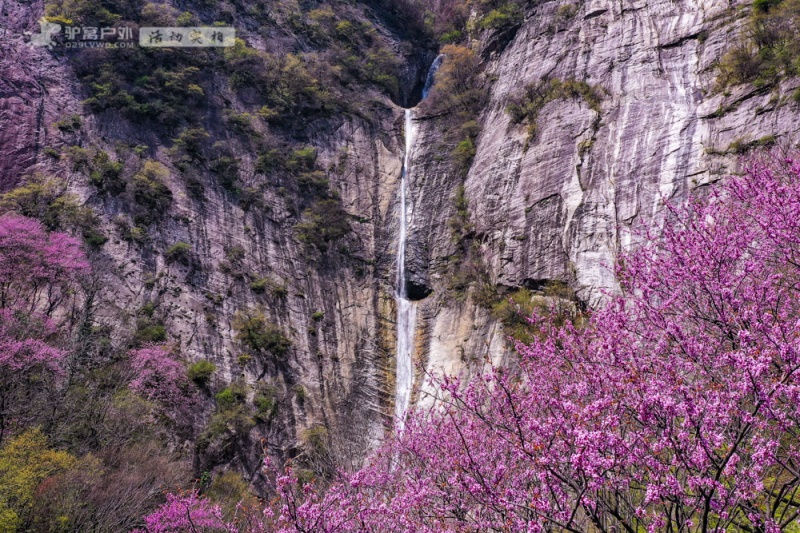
478, 3, 523, 30
233, 310, 291, 359
130, 160, 172, 223
295, 199, 351, 250
717, 0, 800, 89
506, 77, 604, 147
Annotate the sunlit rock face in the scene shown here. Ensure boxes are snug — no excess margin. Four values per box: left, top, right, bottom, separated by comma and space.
406, 0, 800, 388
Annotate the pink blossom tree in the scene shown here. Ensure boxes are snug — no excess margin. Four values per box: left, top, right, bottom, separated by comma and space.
0, 309, 65, 442
128, 344, 195, 412
0, 214, 90, 316
0, 215, 88, 442
136, 491, 234, 532
148, 154, 800, 531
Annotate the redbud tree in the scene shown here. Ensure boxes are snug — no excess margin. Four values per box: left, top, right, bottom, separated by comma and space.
0, 214, 89, 316
128, 344, 196, 417
0, 215, 88, 442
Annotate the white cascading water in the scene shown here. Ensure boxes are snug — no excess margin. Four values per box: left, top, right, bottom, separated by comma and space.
395, 56, 444, 429
395, 108, 417, 428
422, 54, 444, 100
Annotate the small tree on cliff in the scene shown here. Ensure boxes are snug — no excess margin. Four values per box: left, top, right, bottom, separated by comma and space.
0, 310, 65, 443
128, 344, 196, 421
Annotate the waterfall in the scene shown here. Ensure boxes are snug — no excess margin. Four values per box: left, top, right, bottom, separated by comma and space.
395, 56, 444, 429
422, 54, 445, 100
395, 108, 417, 428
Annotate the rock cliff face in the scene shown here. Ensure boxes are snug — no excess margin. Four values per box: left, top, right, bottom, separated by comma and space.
2, 0, 800, 468
405, 0, 800, 397
1, 0, 410, 468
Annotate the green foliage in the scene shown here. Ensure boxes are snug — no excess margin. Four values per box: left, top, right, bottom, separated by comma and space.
556, 4, 578, 20
164, 242, 192, 265
133, 317, 167, 345
248, 277, 269, 294
139, 302, 156, 318
130, 160, 172, 223
754, 0, 783, 13
490, 287, 538, 342
253, 383, 277, 421
54, 114, 81, 133
448, 185, 474, 242
439, 29, 464, 44
43, 147, 60, 159
115, 217, 149, 245
301, 425, 328, 453
205, 470, 258, 521
0, 176, 79, 231
295, 199, 351, 250
255, 149, 284, 175
478, 3, 523, 30
443, 246, 494, 303
420, 46, 485, 174
215, 384, 246, 410
89, 150, 125, 194
507, 77, 604, 147
0, 175, 108, 247
0, 429, 76, 532
45, 0, 142, 26
293, 384, 306, 403
223, 41, 342, 123
203, 382, 255, 442
232, 310, 291, 359
490, 283, 580, 343
203, 404, 255, 446
28, 442, 189, 532
452, 138, 477, 176
82, 227, 109, 248
422, 44, 485, 116
82, 59, 207, 126
250, 277, 289, 299
223, 111, 257, 137
717, 0, 800, 89
210, 152, 239, 192
311, 311, 324, 321
288, 147, 317, 171
170, 127, 210, 171
187, 360, 216, 387
218, 245, 246, 279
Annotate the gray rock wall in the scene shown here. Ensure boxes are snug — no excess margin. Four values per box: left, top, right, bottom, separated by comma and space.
406, 0, 800, 391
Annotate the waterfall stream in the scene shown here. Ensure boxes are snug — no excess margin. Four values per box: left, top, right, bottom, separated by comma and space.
395, 55, 444, 429
395, 109, 417, 428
